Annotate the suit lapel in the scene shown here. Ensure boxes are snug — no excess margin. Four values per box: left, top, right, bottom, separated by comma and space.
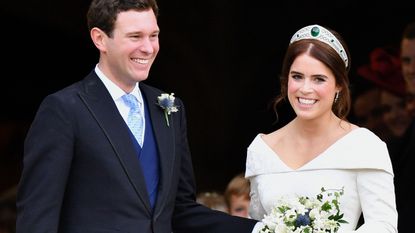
140, 83, 176, 214
78, 73, 152, 214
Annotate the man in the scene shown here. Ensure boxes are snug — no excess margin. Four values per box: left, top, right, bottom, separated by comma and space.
394, 21, 415, 233
401, 22, 415, 117
16, 0, 258, 232
401, 22, 415, 95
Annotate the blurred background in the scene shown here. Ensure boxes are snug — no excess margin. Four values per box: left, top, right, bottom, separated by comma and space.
1, 0, 413, 202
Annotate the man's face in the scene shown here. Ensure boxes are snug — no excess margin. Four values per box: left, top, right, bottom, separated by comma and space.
99, 9, 160, 92
401, 38, 415, 93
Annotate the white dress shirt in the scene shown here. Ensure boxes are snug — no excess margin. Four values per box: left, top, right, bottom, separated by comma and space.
94, 65, 146, 145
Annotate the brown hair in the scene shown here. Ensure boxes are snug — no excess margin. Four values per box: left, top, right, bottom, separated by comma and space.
196, 191, 226, 212
403, 21, 415, 40
87, 0, 159, 37
224, 173, 250, 209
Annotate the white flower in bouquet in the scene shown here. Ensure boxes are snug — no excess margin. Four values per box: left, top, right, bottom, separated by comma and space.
259, 187, 348, 233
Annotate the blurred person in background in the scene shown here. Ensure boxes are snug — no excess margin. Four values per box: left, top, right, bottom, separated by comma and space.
196, 191, 227, 213
357, 46, 412, 159
224, 173, 250, 218
352, 86, 391, 140
393, 20, 415, 233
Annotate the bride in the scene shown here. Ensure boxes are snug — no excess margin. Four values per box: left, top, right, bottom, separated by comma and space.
246, 24, 397, 233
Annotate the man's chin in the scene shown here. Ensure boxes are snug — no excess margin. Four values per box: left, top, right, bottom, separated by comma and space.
135, 72, 150, 82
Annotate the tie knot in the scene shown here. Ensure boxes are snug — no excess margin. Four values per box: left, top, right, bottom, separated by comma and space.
122, 94, 139, 111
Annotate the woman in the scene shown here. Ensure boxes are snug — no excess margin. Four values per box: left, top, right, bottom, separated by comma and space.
245, 24, 397, 232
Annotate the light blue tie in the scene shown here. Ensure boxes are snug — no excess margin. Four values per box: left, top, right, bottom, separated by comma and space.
122, 94, 143, 146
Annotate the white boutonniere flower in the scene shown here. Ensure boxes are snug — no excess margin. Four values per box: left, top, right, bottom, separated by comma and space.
157, 93, 179, 127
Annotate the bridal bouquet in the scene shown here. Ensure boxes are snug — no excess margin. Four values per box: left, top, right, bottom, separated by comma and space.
259, 187, 348, 233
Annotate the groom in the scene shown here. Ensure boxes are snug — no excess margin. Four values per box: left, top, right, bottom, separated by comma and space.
15, 0, 258, 232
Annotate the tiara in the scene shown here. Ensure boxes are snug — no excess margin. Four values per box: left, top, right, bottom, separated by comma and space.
290, 24, 349, 67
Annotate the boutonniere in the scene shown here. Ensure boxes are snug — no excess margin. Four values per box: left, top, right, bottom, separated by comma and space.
157, 93, 179, 127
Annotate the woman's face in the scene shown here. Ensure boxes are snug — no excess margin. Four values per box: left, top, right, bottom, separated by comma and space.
287, 53, 339, 120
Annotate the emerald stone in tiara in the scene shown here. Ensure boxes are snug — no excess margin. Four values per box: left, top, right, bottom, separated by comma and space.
290, 24, 349, 68
311, 26, 320, 37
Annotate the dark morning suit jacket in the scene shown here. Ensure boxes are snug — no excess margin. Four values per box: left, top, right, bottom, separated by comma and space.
393, 121, 415, 233
16, 71, 257, 233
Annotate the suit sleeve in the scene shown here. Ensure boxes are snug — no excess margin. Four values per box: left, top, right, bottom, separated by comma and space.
16, 94, 74, 233
171, 99, 257, 233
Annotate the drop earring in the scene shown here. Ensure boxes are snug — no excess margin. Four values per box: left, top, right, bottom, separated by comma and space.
334, 92, 339, 103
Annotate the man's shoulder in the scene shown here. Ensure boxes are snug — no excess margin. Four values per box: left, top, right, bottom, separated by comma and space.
40, 71, 96, 106
140, 82, 183, 104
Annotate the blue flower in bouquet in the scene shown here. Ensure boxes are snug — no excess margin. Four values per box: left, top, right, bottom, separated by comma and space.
157, 93, 179, 127
295, 211, 311, 227
259, 187, 348, 233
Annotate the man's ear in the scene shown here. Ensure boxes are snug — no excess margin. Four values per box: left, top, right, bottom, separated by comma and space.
90, 27, 108, 52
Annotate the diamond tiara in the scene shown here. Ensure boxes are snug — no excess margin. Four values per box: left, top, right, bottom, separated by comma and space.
289, 24, 349, 67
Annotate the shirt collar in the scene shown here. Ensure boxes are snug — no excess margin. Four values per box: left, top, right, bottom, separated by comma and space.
94, 64, 144, 104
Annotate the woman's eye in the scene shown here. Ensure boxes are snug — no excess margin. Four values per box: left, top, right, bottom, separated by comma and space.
292, 75, 302, 80
315, 77, 326, 83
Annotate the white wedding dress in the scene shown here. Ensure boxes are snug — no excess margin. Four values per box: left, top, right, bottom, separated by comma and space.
246, 128, 397, 233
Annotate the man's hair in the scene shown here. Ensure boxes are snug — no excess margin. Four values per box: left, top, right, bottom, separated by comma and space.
403, 21, 415, 40
87, 0, 159, 37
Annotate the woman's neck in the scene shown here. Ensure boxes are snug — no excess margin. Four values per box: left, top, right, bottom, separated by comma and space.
291, 112, 343, 138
